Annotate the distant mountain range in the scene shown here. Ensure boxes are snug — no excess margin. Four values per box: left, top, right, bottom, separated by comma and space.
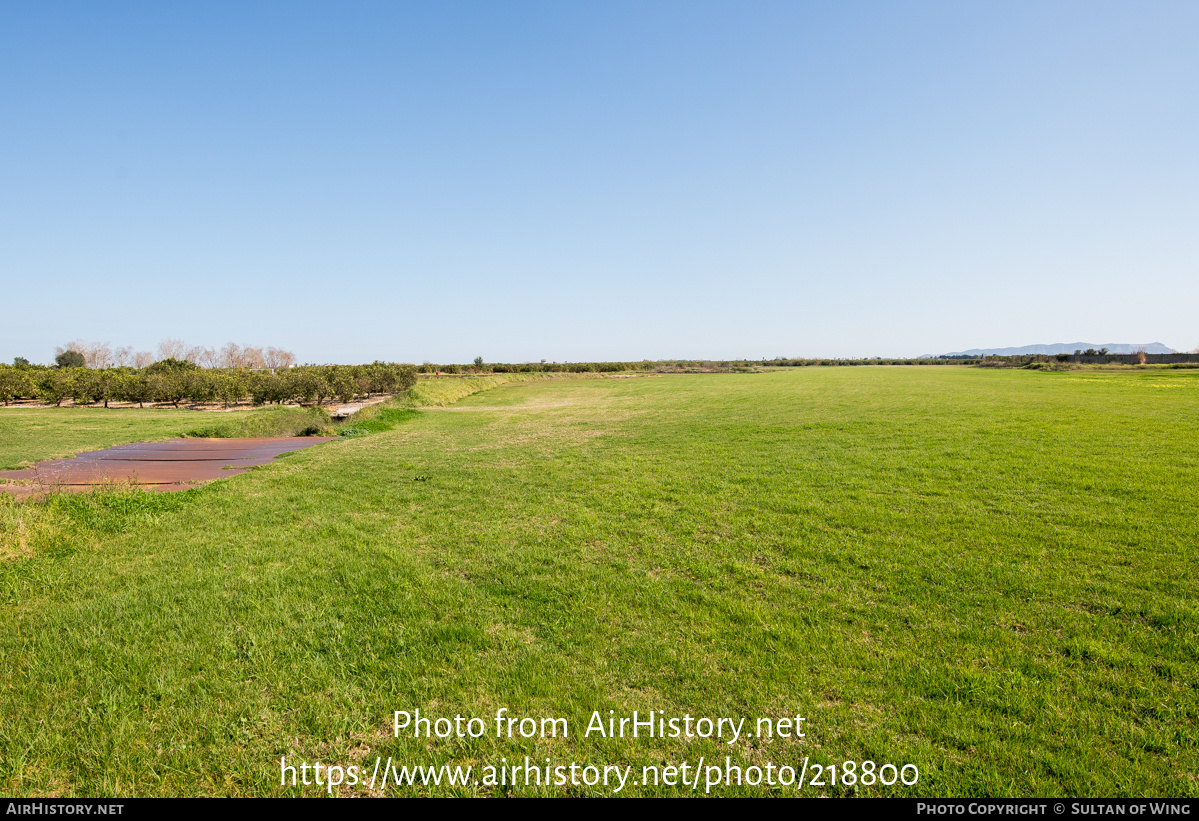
929, 342, 1174, 357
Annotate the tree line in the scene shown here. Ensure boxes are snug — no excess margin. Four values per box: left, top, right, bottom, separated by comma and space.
418, 357, 982, 373
0, 360, 416, 408
0, 350, 993, 408
44, 339, 298, 370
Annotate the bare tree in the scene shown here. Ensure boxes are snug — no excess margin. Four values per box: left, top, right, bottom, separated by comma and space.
54, 339, 111, 368
55, 339, 87, 358
264, 347, 289, 368
47, 338, 302, 369
157, 338, 187, 361
219, 342, 243, 368
196, 347, 220, 369
241, 345, 266, 369
85, 341, 113, 369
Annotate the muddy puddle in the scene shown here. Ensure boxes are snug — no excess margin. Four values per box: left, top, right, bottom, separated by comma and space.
0, 437, 334, 499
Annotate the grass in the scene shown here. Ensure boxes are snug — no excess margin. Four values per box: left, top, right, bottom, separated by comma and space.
332, 373, 594, 436
403, 372, 599, 408
336, 408, 421, 438
0, 483, 197, 560
184, 406, 333, 439
0, 375, 592, 470
0, 405, 338, 472
0, 408, 234, 470
0, 367, 1196, 796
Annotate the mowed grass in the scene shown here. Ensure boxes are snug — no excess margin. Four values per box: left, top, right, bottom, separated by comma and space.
402, 371, 598, 407
0, 367, 1196, 796
0, 374, 583, 471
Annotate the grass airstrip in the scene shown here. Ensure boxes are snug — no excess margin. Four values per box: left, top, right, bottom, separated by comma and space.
0, 367, 1195, 796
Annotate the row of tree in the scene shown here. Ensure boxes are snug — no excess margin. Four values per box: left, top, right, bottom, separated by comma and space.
417, 361, 660, 374
43, 339, 298, 370
0, 361, 416, 408
417, 358, 983, 373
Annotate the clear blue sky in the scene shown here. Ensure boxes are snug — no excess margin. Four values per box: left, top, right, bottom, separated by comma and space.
3, 1, 1196, 363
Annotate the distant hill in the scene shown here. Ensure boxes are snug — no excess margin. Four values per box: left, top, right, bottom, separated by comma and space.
930, 342, 1174, 357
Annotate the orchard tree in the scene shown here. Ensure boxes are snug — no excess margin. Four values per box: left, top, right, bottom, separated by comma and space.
119, 372, 154, 408
218, 373, 250, 408
184, 370, 217, 405
37, 369, 74, 406
0, 366, 34, 405
149, 372, 188, 408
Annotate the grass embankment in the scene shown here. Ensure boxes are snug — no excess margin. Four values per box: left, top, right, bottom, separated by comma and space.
327, 373, 603, 437
0, 367, 1197, 796
184, 406, 333, 439
403, 372, 598, 407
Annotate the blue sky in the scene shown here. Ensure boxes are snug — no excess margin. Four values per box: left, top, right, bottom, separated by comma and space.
2, 1, 1196, 363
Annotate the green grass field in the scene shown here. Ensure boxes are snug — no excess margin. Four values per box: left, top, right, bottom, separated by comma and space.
0, 405, 340, 470
0, 407, 226, 470
0, 367, 1195, 796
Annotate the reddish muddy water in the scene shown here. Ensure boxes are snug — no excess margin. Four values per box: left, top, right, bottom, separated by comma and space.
0, 437, 334, 499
